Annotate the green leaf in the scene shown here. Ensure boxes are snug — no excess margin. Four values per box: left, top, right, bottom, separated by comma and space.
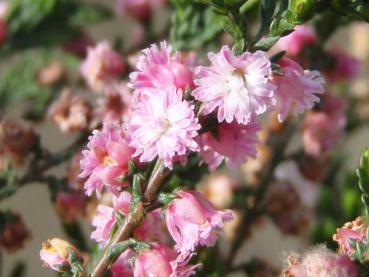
232, 39, 246, 54
0, 49, 78, 117
357, 148, 369, 215
3, 1, 110, 54
222, 17, 243, 39
170, 0, 224, 50
253, 36, 280, 50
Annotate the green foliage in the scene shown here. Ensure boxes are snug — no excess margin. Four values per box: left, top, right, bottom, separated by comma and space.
331, 0, 369, 22
0, 49, 78, 118
3, 0, 111, 54
170, 0, 224, 51
357, 148, 369, 216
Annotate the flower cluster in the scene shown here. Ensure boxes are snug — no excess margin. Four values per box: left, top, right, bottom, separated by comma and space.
42, 38, 327, 276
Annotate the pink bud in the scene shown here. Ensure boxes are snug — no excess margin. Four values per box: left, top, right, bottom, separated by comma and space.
134, 244, 173, 277
134, 209, 172, 245
111, 249, 134, 277
166, 190, 233, 257
40, 238, 81, 272
274, 25, 317, 56
171, 62, 194, 90
134, 243, 198, 277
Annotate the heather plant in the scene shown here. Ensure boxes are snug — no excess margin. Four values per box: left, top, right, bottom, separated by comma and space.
0, 0, 369, 276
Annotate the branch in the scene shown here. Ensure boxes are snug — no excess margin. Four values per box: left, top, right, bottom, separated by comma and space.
90, 160, 168, 277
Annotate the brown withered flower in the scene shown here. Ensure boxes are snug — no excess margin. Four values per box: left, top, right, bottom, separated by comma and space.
48, 89, 92, 133
0, 210, 31, 253
0, 117, 38, 164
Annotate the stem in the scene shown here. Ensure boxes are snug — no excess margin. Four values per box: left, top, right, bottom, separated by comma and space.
90, 161, 168, 277
225, 122, 295, 269
240, 0, 260, 15
144, 160, 169, 203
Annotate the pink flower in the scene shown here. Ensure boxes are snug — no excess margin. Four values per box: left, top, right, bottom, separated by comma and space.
198, 119, 261, 171
274, 25, 317, 56
129, 41, 194, 92
302, 95, 346, 157
80, 123, 134, 197
166, 190, 233, 257
81, 41, 125, 92
193, 45, 275, 124
40, 238, 81, 273
134, 243, 198, 277
273, 57, 325, 122
134, 209, 173, 245
126, 87, 200, 169
327, 48, 360, 82
111, 249, 135, 277
97, 83, 132, 123
91, 192, 131, 247
283, 245, 358, 277
333, 216, 369, 260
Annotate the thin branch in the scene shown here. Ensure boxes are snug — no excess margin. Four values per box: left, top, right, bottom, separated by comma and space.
90, 161, 168, 277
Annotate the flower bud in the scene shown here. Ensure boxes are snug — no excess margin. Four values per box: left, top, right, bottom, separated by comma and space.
40, 238, 82, 272
166, 190, 233, 257
0, 211, 31, 253
134, 243, 198, 277
171, 62, 194, 90
333, 216, 369, 262
288, 0, 316, 22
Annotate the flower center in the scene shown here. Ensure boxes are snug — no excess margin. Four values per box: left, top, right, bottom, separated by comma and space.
103, 156, 116, 166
